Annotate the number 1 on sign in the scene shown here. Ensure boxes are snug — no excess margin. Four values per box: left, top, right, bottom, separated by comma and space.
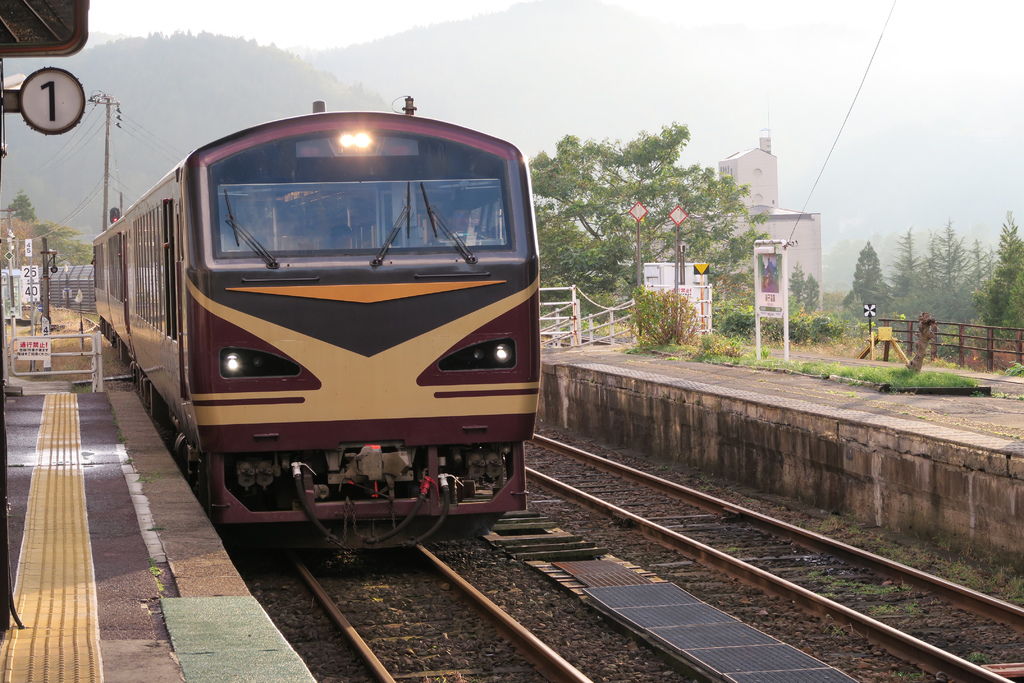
41, 81, 56, 121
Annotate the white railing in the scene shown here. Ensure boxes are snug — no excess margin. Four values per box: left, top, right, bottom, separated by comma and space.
7, 331, 105, 391
540, 286, 634, 347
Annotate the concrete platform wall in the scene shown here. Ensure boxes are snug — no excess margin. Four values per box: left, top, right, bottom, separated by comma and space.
539, 362, 1024, 561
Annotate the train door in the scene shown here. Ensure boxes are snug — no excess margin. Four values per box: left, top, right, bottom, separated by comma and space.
162, 198, 186, 400
120, 231, 132, 351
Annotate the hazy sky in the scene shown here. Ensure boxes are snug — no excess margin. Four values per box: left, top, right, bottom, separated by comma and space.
89, 0, 900, 50
40, 0, 1024, 284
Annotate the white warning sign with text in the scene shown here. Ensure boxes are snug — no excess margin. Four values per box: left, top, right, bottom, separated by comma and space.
15, 337, 51, 363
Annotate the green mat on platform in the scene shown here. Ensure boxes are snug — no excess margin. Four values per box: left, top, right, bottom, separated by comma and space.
162, 596, 315, 682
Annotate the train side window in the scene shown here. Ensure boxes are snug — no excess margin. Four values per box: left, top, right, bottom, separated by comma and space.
163, 199, 178, 340
94, 245, 104, 290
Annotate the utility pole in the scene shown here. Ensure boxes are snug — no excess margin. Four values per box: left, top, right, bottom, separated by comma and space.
88, 93, 119, 231
41, 238, 54, 328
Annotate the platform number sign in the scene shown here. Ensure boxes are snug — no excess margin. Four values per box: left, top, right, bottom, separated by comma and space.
19, 68, 86, 135
863, 304, 877, 318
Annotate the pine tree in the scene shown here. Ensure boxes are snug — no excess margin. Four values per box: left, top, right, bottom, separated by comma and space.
889, 228, 919, 301
9, 191, 37, 223
789, 263, 807, 311
920, 221, 973, 321
843, 241, 890, 315
977, 212, 1024, 327
803, 274, 820, 310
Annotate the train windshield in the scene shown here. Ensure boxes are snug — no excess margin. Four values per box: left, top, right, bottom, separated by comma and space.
208, 131, 513, 261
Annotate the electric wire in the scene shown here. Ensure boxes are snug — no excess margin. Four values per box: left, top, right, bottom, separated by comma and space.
786, 0, 898, 243
116, 113, 185, 161
53, 177, 104, 228
114, 124, 181, 166
32, 104, 101, 173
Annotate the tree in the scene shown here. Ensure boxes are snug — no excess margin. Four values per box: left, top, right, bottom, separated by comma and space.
531, 123, 764, 298
888, 228, 919, 301
919, 221, 973, 321
843, 241, 890, 314
802, 274, 820, 311
9, 190, 37, 223
6, 217, 92, 266
976, 212, 1024, 327
965, 239, 994, 288
789, 263, 819, 311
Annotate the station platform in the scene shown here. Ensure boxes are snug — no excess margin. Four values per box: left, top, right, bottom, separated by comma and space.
544, 346, 1024, 441
0, 383, 314, 682
539, 346, 1024, 563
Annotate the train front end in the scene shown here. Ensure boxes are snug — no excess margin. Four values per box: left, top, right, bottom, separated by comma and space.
182, 112, 538, 547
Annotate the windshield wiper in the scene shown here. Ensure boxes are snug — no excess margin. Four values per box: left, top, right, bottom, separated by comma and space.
372, 182, 412, 267
223, 190, 279, 270
419, 183, 477, 265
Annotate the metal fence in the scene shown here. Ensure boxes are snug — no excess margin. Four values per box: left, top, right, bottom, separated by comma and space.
539, 286, 634, 348
7, 331, 105, 391
51, 264, 96, 313
878, 317, 1024, 371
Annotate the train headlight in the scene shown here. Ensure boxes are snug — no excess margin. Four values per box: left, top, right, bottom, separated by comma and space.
439, 338, 516, 371
220, 348, 301, 378
224, 352, 242, 374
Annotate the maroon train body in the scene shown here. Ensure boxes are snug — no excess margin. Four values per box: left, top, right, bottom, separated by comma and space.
94, 111, 539, 547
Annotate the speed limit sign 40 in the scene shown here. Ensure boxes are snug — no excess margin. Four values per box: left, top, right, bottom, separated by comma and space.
19, 67, 86, 135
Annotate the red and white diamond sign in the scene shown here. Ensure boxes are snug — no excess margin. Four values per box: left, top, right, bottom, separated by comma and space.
669, 205, 689, 226
628, 201, 648, 223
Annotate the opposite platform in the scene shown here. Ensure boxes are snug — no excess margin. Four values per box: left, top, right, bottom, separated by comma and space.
1, 390, 314, 682
540, 347, 1024, 560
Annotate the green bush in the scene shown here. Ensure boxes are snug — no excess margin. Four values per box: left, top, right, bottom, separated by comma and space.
713, 301, 848, 344
698, 333, 745, 358
631, 288, 701, 347
1005, 363, 1024, 377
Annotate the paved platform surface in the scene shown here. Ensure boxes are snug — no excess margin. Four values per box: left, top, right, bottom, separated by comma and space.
544, 347, 1024, 442
1, 380, 314, 682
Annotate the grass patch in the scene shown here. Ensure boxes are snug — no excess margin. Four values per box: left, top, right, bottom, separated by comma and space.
148, 558, 166, 594
806, 569, 910, 597
692, 353, 978, 390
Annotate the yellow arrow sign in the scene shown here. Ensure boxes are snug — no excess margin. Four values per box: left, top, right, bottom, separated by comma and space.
693, 263, 710, 275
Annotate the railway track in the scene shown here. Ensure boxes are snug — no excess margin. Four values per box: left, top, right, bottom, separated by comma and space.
528, 434, 1024, 682
288, 546, 591, 682
0, 0, 70, 44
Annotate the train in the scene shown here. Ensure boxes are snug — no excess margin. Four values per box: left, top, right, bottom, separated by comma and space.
93, 106, 540, 547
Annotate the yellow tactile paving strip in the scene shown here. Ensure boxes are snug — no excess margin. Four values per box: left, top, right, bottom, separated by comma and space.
0, 393, 103, 682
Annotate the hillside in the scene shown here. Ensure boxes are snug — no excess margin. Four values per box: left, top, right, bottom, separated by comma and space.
2, 33, 386, 236
307, 0, 1018, 283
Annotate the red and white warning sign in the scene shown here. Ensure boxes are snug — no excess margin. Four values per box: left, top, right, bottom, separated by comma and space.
15, 337, 51, 362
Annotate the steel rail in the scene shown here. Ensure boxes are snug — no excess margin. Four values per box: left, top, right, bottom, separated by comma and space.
526, 466, 1010, 683
288, 551, 396, 683
290, 547, 592, 683
532, 434, 1024, 631
415, 544, 593, 683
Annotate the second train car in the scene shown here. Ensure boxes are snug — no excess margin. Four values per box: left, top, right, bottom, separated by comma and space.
93, 108, 539, 547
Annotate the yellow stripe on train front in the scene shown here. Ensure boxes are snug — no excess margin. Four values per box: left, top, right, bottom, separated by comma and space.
187, 278, 539, 427
225, 280, 505, 303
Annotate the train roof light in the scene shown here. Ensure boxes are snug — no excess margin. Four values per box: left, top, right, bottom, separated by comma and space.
339, 132, 372, 149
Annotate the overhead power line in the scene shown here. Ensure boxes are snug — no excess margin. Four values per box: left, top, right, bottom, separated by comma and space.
788, 0, 898, 243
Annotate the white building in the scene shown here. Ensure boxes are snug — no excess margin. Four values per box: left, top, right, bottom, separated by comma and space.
718, 131, 822, 288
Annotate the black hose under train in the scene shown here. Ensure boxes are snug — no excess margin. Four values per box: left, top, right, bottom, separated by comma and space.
291, 464, 344, 547
363, 478, 434, 545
